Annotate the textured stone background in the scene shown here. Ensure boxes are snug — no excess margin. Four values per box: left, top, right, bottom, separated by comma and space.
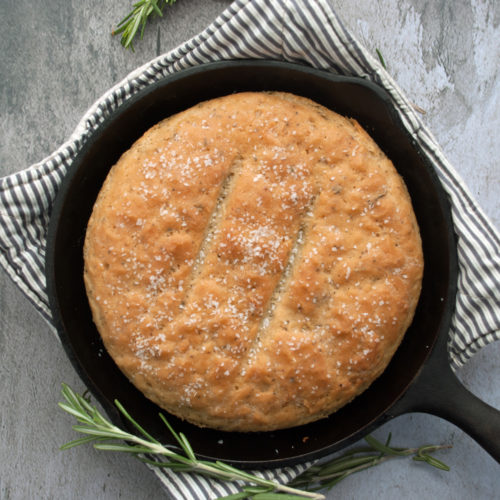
0, 0, 498, 498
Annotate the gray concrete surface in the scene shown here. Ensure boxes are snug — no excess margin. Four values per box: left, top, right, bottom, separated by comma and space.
1, 0, 498, 498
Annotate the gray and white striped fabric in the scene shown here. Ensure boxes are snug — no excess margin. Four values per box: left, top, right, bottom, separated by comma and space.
1, 0, 499, 497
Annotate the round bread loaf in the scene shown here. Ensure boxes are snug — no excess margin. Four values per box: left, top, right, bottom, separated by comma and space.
84, 92, 423, 432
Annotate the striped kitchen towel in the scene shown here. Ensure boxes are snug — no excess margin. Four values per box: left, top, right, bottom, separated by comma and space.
1, 0, 499, 498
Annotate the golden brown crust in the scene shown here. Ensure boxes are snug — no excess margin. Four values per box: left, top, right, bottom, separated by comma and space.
84, 92, 423, 431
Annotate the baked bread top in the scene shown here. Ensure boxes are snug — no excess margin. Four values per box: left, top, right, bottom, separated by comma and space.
83, 91, 423, 432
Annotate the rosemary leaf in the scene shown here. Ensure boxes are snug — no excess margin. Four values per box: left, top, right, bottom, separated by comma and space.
322, 473, 349, 491
376, 48, 387, 69
364, 435, 408, 456
179, 432, 197, 461
71, 425, 128, 439
93, 443, 155, 454
253, 494, 313, 500
158, 412, 183, 447
414, 454, 450, 471
58, 402, 91, 421
114, 399, 159, 444
60, 435, 103, 450
315, 455, 378, 476
241, 486, 273, 495
218, 493, 253, 500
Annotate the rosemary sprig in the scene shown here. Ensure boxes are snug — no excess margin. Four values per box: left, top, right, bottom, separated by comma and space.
112, 0, 177, 50
58, 384, 451, 499
59, 384, 322, 499
289, 434, 451, 492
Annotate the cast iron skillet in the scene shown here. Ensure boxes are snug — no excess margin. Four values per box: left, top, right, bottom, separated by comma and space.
46, 60, 500, 467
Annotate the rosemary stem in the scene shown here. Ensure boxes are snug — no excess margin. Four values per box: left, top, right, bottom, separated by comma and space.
115, 433, 325, 499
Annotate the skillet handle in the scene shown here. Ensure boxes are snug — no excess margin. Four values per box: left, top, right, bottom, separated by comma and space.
388, 350, 500, 463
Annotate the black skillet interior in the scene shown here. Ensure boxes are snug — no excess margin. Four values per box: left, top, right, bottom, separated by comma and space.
46, 60, 456, 468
